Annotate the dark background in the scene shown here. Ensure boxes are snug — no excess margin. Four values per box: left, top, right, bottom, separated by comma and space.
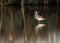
0, 0, 60, 43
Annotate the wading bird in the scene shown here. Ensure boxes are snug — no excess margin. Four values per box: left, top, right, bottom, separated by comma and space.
34, 11, 45, 21
34, 11, 46, 34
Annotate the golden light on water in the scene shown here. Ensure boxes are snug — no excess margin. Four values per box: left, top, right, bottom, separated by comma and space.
9, 34, 13, 41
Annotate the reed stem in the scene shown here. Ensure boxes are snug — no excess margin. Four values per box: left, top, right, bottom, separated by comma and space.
21, 0, 27, 43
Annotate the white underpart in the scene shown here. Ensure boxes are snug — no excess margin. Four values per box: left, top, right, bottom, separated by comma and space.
34, 11, 45, 21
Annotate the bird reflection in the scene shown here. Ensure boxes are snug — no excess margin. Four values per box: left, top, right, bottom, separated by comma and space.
35, 24, 46, 34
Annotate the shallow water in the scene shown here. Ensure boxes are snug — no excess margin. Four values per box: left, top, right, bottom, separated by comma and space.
0, 1, 60, 43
